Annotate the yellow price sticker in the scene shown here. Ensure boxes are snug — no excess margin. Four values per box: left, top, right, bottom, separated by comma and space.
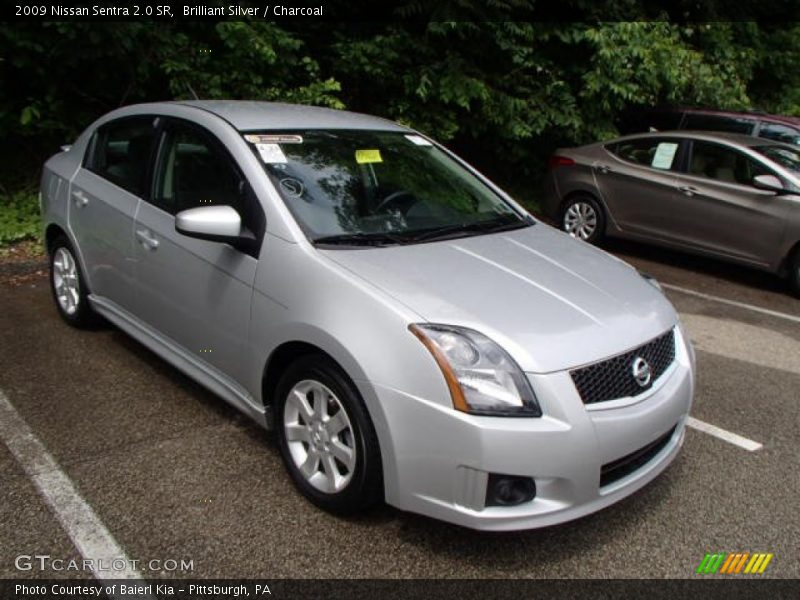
355, 149, 383, 164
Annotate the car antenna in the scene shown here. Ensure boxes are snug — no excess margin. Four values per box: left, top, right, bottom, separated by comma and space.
186, 83, 200, 100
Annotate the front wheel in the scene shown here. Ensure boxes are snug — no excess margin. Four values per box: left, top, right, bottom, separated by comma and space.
560, 195, 605, 244
275, 355, 383, 514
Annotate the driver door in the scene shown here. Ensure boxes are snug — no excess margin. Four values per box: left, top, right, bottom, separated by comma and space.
133, 119, 264, 383
668, 140, 786, 266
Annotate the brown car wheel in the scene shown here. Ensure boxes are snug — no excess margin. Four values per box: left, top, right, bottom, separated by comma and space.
560, 195, 606, 244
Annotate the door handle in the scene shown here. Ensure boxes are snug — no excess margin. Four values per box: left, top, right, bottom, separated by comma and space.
678, 185, 698, 196
597, 164, 613, 174
71, 190, 89, 207
135, 229, 159, 250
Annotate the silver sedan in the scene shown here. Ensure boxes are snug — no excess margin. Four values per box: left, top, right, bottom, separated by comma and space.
41, 101, 694, 530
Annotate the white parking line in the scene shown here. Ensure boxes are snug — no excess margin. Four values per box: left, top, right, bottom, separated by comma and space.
678, 313, 800, 375
0, 389, 146, 588
686, 416, 763, 452
662, 283, 800, 324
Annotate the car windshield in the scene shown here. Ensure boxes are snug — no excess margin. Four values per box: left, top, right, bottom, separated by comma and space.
753, 145, 800, 176
244, 130, 530, 245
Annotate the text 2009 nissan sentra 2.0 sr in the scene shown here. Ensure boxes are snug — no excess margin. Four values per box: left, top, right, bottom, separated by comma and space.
40, 101, 695, 530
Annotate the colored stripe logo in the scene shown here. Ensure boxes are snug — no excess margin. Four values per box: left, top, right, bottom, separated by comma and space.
696, 553, 773, 574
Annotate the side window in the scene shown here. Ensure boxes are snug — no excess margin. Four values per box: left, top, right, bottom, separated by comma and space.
610, 138, 680, 170
682, 113, 755, 135
688, 141, 770, 186
86, 117, 156, 196
153, 124, 264, 239
758, 122, 800, 146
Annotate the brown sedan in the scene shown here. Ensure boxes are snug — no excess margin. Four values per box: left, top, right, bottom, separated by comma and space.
543, 131, 800, 294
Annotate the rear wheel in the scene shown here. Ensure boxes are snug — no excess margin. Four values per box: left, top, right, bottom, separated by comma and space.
560, 195, 605, 244
49, 236, 98, 328
275, 355, 383, 514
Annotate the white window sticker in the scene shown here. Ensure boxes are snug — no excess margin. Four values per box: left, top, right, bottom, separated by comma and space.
405, 134, 433, 146
651, 142, 678, 169
256, 143, 287, 164
245, 134, 303, 144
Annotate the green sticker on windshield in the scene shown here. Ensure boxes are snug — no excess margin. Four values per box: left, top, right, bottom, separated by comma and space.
355, 149, 382, 164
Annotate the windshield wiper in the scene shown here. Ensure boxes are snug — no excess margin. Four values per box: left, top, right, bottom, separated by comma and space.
409, 215, 531, 243
312, 232, 412, 247
313, 215, 532, 247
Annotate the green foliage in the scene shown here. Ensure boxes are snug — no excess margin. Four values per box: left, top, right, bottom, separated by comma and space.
3, 16, 800, 238
0, 188, 41, 244
578, 22, 753, 140
329, 21, 767, 147
161, 22, 342, 107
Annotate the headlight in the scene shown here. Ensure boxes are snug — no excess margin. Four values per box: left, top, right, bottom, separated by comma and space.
639, 270, 662, 292
410, 324, 541, 417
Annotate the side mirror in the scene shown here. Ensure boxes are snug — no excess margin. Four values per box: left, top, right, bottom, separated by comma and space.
752, 174, 785, 194
175, 205, 255, 250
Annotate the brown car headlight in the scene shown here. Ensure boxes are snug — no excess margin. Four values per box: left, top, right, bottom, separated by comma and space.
410, 324, 541, 417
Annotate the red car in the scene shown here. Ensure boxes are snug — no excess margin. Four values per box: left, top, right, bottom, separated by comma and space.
618, 106, 800, 147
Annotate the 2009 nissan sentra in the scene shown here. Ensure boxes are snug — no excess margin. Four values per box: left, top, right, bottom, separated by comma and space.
40, 101, 695, 530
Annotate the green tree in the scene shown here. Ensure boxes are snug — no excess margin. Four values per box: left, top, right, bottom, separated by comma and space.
4, 16, 800, 218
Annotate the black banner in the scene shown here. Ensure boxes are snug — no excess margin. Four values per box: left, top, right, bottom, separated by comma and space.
2, 579, 798, 600
4, 0, 800, 23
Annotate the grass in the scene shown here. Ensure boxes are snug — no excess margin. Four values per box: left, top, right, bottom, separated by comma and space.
0, 186, 41, 246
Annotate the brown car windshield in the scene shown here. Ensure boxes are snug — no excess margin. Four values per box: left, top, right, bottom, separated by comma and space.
753, 145, 800, 176
244, 130, 529, 245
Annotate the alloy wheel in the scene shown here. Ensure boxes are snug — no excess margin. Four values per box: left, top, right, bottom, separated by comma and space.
52, 247, 80, 315
283, 379, 357, 494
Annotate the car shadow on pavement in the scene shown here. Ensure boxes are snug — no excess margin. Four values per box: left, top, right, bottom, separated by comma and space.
600, 238, 788, 295
384, 459, 686, 575
107, 328, 275, 439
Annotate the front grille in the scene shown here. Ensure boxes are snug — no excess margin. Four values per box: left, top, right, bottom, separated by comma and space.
571, 329, 676, 405
600, 425, 677, 488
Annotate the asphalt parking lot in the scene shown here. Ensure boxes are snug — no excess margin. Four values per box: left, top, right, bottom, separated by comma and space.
0, 237, 798, 580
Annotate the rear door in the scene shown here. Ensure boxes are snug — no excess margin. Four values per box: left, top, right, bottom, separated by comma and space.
69, 116, 158, 311
667, 139, 786, 265
593, 137, 685, 236
132, 118, 265, 383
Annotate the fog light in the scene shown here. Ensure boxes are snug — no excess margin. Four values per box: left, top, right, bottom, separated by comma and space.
485, 473, 536, 507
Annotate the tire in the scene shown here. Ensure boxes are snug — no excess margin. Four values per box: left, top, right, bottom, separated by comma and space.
559, 194, 606, 244
48, 235, 98, 328
788, 248, 800, 297
275, 354, 383, 514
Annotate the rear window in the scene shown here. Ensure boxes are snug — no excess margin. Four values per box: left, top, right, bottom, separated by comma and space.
86, 117, 157, 196
682, 113, 755, 135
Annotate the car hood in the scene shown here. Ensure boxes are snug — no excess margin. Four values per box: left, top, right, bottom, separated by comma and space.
322, 224, 677, 373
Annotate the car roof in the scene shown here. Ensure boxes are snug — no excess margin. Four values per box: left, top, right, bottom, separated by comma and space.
613, 130, 792, 149
647, 106, 800, 127
171, 100, 409, 132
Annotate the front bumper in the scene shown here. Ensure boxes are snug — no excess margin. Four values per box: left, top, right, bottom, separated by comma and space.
376, 327, 694, 531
